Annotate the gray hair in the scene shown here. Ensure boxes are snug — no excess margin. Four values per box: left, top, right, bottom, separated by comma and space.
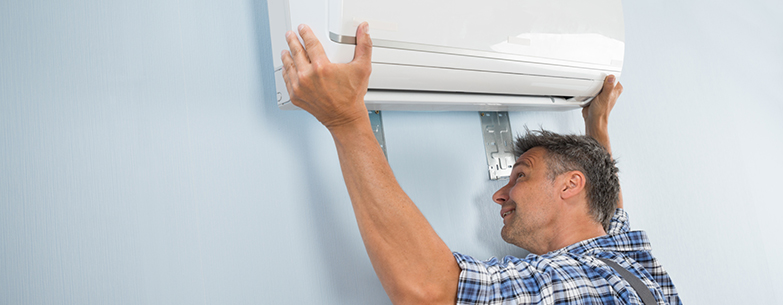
514, 129, 619, 231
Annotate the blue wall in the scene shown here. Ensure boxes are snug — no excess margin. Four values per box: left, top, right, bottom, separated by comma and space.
1, 0, 781, 304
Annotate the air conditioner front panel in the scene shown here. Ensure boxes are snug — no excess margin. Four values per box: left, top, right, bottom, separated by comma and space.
307, 40, 618, 99
329, 0, 624, 68
369, 63, 597, 97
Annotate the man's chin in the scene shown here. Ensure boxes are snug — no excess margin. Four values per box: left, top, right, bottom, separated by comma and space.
501, 227, 529, 250
500, 228, 513, 244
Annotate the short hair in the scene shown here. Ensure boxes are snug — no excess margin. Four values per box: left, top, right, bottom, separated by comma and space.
514, 128, 619, 231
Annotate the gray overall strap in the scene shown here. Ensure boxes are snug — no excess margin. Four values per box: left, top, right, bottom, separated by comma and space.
597, 258, 658, 305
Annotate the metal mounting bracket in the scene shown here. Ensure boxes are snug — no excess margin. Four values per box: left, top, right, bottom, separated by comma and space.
480, 111, 515, 180
368, 110, 387, 158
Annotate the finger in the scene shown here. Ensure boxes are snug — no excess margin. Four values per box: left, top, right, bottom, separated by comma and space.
280, 50, 298, 97
297, 24, 329, 64
614, 81, 624, 95
285, 30, 310, 67
602, 75, 616, 92
352, 22, 373, 65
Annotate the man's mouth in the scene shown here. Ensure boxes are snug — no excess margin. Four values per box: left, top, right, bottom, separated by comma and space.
501, 209, 515, 219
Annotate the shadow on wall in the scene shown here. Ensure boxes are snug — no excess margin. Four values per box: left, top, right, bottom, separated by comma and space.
473, 179, 530, 260
250, 0, 387, 303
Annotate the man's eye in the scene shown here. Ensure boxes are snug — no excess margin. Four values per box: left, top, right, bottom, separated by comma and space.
516, 172, 525, 179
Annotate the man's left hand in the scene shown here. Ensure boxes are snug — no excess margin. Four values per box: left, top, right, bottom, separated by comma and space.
281, 22, 373, 132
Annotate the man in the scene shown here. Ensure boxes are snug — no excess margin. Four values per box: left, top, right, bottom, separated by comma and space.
280, 22, 681, 304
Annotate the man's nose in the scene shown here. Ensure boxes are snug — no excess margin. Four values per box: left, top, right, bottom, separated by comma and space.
493, 185, 509, 205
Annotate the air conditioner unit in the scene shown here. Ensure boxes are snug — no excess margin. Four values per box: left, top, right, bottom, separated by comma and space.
266, 0, 624, 111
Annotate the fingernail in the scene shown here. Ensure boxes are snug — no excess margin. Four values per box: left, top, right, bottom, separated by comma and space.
607, 75, 615, 82
363, 22, 370, 34
298, 24, 305, 31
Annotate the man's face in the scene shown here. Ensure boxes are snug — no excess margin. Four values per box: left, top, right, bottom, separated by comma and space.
493, 147, 560, 252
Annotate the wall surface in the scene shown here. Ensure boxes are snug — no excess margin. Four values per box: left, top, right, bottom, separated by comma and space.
2, 0, 781, 304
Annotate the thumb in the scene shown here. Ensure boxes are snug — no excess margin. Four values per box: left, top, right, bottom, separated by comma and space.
352, 22, 373, 64
582, 106, 589, 120
602, 75, 616, 91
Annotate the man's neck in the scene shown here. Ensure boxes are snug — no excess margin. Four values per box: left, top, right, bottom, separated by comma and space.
534, 217, 607, 255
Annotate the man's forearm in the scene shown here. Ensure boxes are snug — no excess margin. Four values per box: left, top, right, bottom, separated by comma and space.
585, 119, 611, 155
330, 117, 459, 304
585, 120, 622, 210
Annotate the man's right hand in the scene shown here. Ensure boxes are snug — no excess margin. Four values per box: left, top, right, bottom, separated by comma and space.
280, 22, 373, 133
582, 75, 623, 154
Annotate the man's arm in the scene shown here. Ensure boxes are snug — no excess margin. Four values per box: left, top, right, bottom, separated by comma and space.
281, 23, 459, 304
582, 75, 624, 209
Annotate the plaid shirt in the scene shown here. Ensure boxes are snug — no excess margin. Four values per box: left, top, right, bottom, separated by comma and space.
452, 209, 682, 304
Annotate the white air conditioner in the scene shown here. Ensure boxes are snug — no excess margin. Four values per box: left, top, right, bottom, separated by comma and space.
266, 0, 624, 111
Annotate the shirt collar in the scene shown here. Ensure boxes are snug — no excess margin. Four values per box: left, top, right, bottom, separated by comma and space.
541, 230, 652, 258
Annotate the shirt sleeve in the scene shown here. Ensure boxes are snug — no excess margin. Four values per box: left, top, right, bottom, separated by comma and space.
607, 208, 630, 235
452, 252, 544, 305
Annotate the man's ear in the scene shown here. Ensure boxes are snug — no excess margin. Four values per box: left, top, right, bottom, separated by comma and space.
560, 171, 586, 200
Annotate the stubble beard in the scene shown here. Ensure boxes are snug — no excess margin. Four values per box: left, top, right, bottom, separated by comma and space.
501, 202, 548, 252
501, 207, 530, 249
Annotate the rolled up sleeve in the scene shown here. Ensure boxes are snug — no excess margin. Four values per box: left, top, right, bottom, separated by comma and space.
452, 252, 544, 305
